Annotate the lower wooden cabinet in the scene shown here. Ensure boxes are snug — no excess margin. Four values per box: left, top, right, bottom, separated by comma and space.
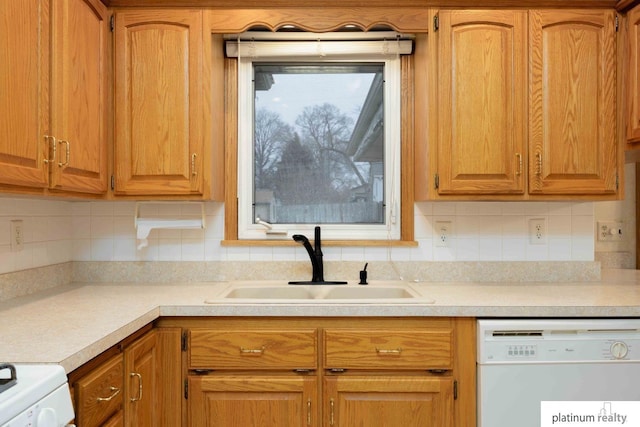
188, 376, 318, 426
70, 327, 182, 427
157, 317, 475, 427
324, 376, 453, 427
103, 411, 125, 427
73, 353, 124, 427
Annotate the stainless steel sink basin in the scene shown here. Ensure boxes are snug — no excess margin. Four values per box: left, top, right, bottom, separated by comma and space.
206, 281, 433, 304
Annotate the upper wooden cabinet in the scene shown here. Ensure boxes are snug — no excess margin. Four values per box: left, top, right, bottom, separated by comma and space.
0, 0, 108, 194
437, 10, 527, 195
50, 0, 108, 194
0, 0, 49, 189
628, 4, 640, 144
529, 9, 618, 195
114, 10, 204, 196
427, 8, 619, 199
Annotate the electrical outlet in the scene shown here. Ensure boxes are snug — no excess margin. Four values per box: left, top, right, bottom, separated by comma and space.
435, 220, 453, 247
528, 218, 546, 245
597, 221, 624, 241
10, 220, 24, 252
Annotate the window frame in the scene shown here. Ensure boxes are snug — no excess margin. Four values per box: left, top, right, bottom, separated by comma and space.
222, 51, 415, 247
236, 50, 403, 241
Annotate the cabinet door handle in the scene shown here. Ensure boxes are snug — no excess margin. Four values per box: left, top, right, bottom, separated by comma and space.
307, 398, 312, 426
516, 153, 522, 176
58, 140, 70, 167
130, 372, 143, 402
43, 135, 56, 164
375, 347, 402, 355
191, 153, 197, 176
239, 346, 265, 355
536, 152, 542, 176
330, 398, 335, 426
96, 386, 121, 402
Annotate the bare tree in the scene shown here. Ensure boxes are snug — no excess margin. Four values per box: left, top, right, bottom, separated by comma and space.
295, 103, 366, 193
254, 108, 293, 189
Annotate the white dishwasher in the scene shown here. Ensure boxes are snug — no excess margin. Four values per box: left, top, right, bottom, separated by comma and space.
478, 319, 640, 427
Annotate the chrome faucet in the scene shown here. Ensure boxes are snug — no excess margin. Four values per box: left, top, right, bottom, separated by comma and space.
289, 226, 347, 285
292, 226, 324, 282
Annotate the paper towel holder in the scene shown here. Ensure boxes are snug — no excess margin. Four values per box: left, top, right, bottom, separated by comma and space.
134, 202, 206, 250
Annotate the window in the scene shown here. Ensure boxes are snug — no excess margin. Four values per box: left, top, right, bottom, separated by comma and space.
231, 33, 411, 240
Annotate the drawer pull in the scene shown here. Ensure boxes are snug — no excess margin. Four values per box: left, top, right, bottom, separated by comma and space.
330, 398, 335, 426
240, 346, 266, 355
130, 372, 143, 402
96, 386, 121, 402
536, 152, 543, 176
43, 135, 57, 164
58, 140, 70, 167
191, 153, 198, 176
375, 347, 403, 355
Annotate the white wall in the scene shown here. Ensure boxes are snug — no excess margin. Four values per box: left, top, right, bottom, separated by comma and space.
594, 163, 636, 254
63, 199, 597, 263
1, 162, 636, 274
0, 198, 73, 274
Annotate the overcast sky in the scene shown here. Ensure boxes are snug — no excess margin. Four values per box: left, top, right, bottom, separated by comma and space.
255, 72, 375, 127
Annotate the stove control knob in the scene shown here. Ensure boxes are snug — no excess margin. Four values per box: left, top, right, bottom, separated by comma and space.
610, 341, 629, 359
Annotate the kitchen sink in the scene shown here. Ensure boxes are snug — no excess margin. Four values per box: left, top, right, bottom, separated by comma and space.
321, 286, 415, 299
206, 281, 433, 304
223, 286, 315, 299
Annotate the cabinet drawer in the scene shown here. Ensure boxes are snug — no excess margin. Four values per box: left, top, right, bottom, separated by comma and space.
189, 329, 317, 370
324, 329, 452, 370
74, 354, 124, 427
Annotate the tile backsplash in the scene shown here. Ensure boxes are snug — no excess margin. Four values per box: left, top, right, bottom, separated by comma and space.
0, 196, 599, 275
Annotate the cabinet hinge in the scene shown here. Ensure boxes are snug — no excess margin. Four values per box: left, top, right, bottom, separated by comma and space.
454, 380, 458, 400
184, 379, 188, 399
433, 14, 439, 32
110, 15, 115, 32
434, 173, 440, 189
110, 175, 115, 191
615, 14, 619, 32
616, 172, 619, 190
181, 331, 188, 351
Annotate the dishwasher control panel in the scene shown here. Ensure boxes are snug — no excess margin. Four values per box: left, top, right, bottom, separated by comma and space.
507, 344, 537, 359
478, 319, 640, 364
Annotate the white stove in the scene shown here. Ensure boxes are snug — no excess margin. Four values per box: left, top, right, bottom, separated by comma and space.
0, 364, 74, 427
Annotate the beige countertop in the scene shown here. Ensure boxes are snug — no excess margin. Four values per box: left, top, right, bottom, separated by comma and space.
2, 268, 640, 373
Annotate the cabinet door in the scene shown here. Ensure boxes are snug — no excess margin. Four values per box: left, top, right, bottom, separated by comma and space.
74, 353, 124, 427
529, 10, 617, 195
114, 10, 204, 195
324, 376, 453, 427
189, 376, 318, 427
124, 330, 159, 427
124, 328, 182, 427
0, 0, 50, 188
49, 0, 107, 194
628, 6, 640, 144
437, 10, 527, 194
103, 410, 125, 427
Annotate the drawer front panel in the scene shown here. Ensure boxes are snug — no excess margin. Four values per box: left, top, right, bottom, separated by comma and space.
75, 354, 124, 427
189, 329, 317, 370
324, 329, 452, 370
